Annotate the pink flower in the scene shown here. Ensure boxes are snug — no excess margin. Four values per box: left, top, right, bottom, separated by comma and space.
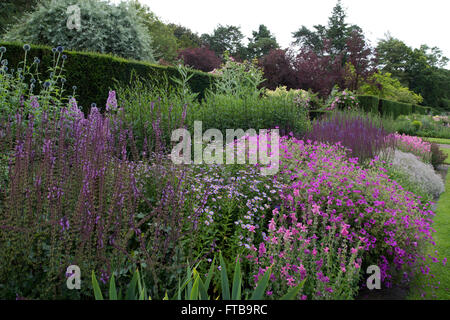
312, 204, 320, 215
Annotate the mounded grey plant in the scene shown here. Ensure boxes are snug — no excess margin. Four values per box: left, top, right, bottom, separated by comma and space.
3, 0, 155, 62
390, 149, 445, 199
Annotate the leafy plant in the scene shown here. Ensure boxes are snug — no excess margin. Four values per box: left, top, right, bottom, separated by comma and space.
92, 253, 305, 300
3, 0, 155, 62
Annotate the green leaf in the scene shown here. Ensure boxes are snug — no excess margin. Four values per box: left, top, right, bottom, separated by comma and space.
109, 273, 118, 300
91, 271, 104, 300
219, 252, 230, 300
204, 257, 216, 290
250, 267, 272, 300
189, 270, 200, 300
126, 269, 139, 300
231, 256, 242, 300
280, 279, 306, 300
198, 274, 209, 300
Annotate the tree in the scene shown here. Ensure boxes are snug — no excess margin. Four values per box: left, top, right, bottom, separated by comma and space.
4, 0, 155, 62
247, 24, 279, 59
259, 49, 297, 90
292, 0, 361, 57
178, 47, 221, 72
358, 71, 424, 104
201, 24, 246, 59
131, 1, 178, 63
0, 0, 39, 36
376, 34, 413, 82
294, 41, 344, 97
168, 23, 203, 50
376, 34, 450, 108
343, 30, 377, 91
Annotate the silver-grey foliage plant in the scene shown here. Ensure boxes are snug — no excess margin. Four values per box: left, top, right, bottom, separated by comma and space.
391, 149, 445, 199
3, 0, 155, 62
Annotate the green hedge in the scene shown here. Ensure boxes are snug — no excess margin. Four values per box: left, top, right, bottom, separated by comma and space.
380, 99, 413, 119
0, 42, 217, 113
309, 110, 332, 121
413, 105, 429, 115
357, 95, 380, 114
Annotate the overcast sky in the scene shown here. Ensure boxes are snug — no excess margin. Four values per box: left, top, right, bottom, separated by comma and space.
124, 0, 450, 68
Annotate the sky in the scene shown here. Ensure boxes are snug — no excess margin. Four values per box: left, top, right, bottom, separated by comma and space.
124, 0, 450, 68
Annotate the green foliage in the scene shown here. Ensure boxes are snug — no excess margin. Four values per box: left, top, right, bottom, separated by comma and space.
358, 71, 423, 104
408, 170, 450, 299
201, 25, 246, 59
168, 23, 203, 50
384, 114, 450, 139
412, 120, 423, 131
292, 0, 362, 56
380, 99, 413, 119
198, 93, 310, 137
132, 0, 179, 63
0, 43, 69, 121
357, 95, 379, 113
376, 34, 450, 109
383, 164, 433, 203
4, 0, 155, 62
247, 25, 279, 60
0, 42, 216, 113
210, 53, 265, 99
430, 143, 448, 170
0, 0, 39, 36
92, 254, 305, 300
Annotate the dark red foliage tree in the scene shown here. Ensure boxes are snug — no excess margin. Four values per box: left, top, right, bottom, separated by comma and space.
259, 49, 298, 90
343, 30, 377, 91
294, 41, 344, 97
178, 47, 222, 72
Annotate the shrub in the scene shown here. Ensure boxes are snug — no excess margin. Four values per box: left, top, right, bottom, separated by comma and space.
304, 111, 390, 163
198, 93, 310, 137
265, 87, 322, 111
358, 71, 423, 105
380, 99, 413, 119
0, 94, 203, 299
246, 138, 438, 298
0, 44, 71, 122
258, 49, 298, 90
430, 143, 448, 170
390, 150, 445, 199
357, 95, 379, 114
3, 0, 155, 62
209, 53, 264, 99
412, 120, 423, 131
0, 104, 142, 299
324, 88, 359, 111
388, 133, 431, 163
383, 165, 433, 202
178, 47, 221, 72
0, 43, 216, 113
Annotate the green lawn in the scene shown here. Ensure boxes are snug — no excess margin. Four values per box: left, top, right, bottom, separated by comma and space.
421, 137, 450, 145
408, 167, 450, 299
443, 149, 450, 165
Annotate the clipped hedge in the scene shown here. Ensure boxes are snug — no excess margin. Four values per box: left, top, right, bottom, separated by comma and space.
380, 99, 413, 119
0, 42, 217, 113
309, 110, 332, 121
357, 95, 380, 114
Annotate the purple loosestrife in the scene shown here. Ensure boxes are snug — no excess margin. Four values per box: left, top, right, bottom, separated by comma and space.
0, 97, 144, 299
